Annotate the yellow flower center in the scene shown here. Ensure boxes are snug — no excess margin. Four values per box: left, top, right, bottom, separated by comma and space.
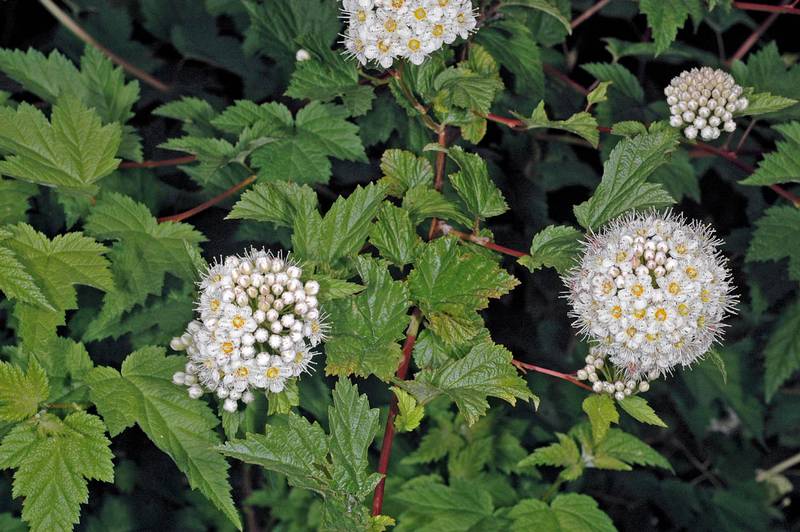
266, 367, 280, 379
697, 316, 706, 327
616, 251, 627, 262
626, 326, 637, 337
232, 316, 245, 329
685, 267, 698, 279
378, 40, 391, 53
655, 308, 667, 321
294, 351, 305, 363
213, 274, 222, 283
384, 19, 397, 32
611, 305, 622, 319
634, 309, 646, 319
408, 38, 421, 51
677, 303, 689, 316
354, 39, 365, 51
235, 367, 249, 378
357, 9, 366, 22
631, 284, 644, 297
700, 289, 710, 303
457, 13, 465, 23
210, 299, 221, 311
668, 282, 680, 295
203, 359, 215, 368
414, 7, 427, 19
432, 24, 444, 36
392, 0, 404, 7
673, 340, 684, 349
602, 281, 614, 294
222, 342, 234, 354
646, 333, 658, 342
676, 244, 687, 254
310, 320, 321, 334
438, 0, 450, 6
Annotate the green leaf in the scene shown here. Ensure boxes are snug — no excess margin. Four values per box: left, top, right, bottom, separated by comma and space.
392, 387, 425, 433
639, 0, 700, 55
402, 186, 474, 228
400, 341, 534, 425
0, 178, 37, 225
763, 300, 800, 401
509, 493, 616, 532
409, 238, 519, 344
0, 361, 48, 422
741, 122, 800, 186
649, 150, 700, 202
267, 380, 300, 416
0, 47, 84, 103
369, 203, 421, 266
518, 225, 583, 274
583, 63, 645, 103
582, 394, 619, 442
515, 101, 600, 147
476, 20, 544, 97
325, 258, 411, 380
500, 0, 572, 34
295, 182, 386, 266
595, 429, 671, 470
574, 130, 678, 230
379, 149, 434, 197
0, 412, 114, 532
0, 97, 121, 192
87, 347, 241, 529
446, 146, 508, 219
738, 90, 797, 117
518, 433, 583, 481
617, 396, 668, 427
328, 379, 382, 497
0, 246, 50, 309
433, 66, 503, 115
392, 478, 495, 531
587, 81, 613, 108
153, 96, 218, 137
746, 206, 800, 281
730, 42, 800, 120
83, 193, 206, 341
228, 180, 318, 227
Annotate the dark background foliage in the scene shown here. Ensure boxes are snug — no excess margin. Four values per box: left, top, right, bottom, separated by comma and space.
0, 0, 798, 530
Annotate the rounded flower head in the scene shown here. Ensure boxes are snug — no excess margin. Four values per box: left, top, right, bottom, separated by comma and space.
564, 210, 736, 390
170, 249, 329, 411
665, 66, 748, 141
341, 0, 477, 68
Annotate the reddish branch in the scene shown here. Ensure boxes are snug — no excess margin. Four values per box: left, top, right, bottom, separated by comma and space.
372, 309, 422, 516
39, 0, 170, 93
732, 1, 800, 15
427, 128, 450, 239
485, 113, 800, 208
441, 225, 528, 258
571, 0, 611, 29
157, 175, 257, 223
119, 155, 198, 169
512, 360, 593, 391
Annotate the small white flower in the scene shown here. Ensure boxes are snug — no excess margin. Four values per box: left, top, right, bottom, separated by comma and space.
665, 67, 747, 141
564, 210, 737, 387
296, 49, 311, 62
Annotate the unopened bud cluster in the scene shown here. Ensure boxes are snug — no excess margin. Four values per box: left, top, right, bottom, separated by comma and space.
576, 348, 650, 400
564, 211, 736, 386
341, 0, 477, 68
171, 249, 329, 412
665, 67, 748, 141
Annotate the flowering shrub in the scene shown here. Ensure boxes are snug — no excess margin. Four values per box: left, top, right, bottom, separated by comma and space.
0, 1, 798, 531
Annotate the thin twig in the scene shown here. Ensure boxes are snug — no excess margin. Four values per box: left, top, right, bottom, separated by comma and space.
241, 464, 260, 532
757, 451, 800, 481
440, 225, 529, 258
726, 0, 797, 64
732, 1, 800, 15
512, 360, 593, 391
543, 64, 590, 96
427, 127, 449, 239
157, 175, 257, 223
38, 0, 170, 93
119, 155, 197, 169
734, 119, 757, 154
372, 309, 422, 516
571, 0, 611, 29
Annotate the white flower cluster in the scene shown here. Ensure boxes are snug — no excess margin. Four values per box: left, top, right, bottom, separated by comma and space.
577, 348, 650, 401
564, 211, 736, 389
665, 66, 748, 141
170, 249, 329, 412
341, 0, 478, 68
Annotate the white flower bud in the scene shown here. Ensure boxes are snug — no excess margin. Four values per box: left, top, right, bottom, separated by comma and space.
296, 48, 311, 61
304, 280, 320, 295
172, 372, 186, 385
188, 385, 204, 399
223, 398, 238, 412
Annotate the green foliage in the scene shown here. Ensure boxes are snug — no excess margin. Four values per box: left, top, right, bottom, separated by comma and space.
0, 412, 114, 532
763, 301, 800, 401
747, 206, 800, 281
516, 101, 600, 147
574, 129, 678, 229
582, 394, 619, 442
518, 225, 583, 273
617, 396, 668, 427
640, 0, 701, 55
509, 493, 616, 532
0, 361, 48, 422
393, 387, 425, 433
219, 379, 381, 528
446, 146, 508, 219
87, 347, 241, 529
741, 121, 800, 186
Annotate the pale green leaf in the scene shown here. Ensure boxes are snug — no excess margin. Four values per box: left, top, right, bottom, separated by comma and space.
518, 225, 583, 274
741, 122, 800, 186
0, 361, 49, 422
379, 149, 434, 197
516, 101, 600, 147
393, 387, 425, 433
369, 203, 421, 266
595, 428, 672, 470
617, 396, 668, 427
227, 181, 318, 227
447, 146, 508, 219
509, 494, 616, 532
582, 394, 619, 442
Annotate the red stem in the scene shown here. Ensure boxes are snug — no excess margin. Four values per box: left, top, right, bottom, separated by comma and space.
157, 175, 257, 223
443, 226, 528, 258
119, 155, 198, 169
427, 128, 450, 239
571, 0, 611, 29
732, 1, 800, 15
372, 309, 421, 516
512, 360, 594, 391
